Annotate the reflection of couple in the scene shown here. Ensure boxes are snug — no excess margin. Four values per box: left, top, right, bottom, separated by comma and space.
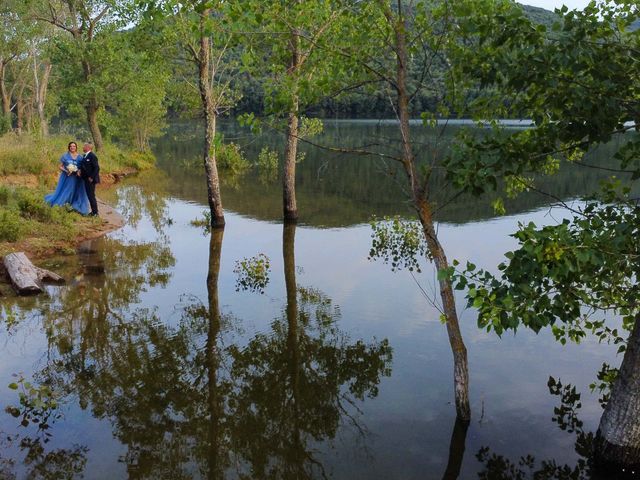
45, 141, 100, 216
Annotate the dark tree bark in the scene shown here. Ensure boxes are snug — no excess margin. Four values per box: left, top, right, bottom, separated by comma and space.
442, 418, 470, 480
80, 56, 104, 151
283, 222, 306, 475
594, 315, 640, 474
206, 228, 224, 480
197, 8, 225, 228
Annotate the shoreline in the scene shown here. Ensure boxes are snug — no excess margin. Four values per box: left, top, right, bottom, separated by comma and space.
0, 173, 128, 264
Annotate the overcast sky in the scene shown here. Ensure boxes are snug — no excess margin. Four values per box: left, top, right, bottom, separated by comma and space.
519, 0, 592, 10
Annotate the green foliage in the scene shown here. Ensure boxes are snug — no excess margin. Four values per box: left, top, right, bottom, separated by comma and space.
217, 141, 250, 174
0, 209, 24, 242
0, 114, 10, 135
445, 0, 640, 196
189, 210, 212, 234
369, 217, 428, 272
5, 374, 62, 432
298, 117, 324, 139
0, 185, 9, 205
456, 192, 640, 342
233, 253, 271, 294
443, 1, 640, 357
256, 146, 279, 183
590, 363, 618, 408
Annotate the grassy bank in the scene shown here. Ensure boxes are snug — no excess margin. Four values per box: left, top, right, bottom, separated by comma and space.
0, 184, 101, 258
0, 133, 153, 259
0, 133, 155, 180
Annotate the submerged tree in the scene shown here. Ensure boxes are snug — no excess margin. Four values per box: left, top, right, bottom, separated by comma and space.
237, 0, 348, 222
443, 0, 640, 473
341, 0, 486, 421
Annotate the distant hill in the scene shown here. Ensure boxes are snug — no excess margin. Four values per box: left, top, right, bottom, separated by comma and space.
520, 4, 560, 29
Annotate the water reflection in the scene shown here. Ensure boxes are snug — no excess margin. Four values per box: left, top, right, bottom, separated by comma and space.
229, 223, 393, 479
153, 121, 634, 227
0, 432, 87, 480
475, 378, 601, 480
3, 223, 392, 478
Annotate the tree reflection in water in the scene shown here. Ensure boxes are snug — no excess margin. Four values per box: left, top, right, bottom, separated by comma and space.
0, 432, 87, 480
475, 378, 604, 480
10, 223, 392, 478
228, 223, 393, 479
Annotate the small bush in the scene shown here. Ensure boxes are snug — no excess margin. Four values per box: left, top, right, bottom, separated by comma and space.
16, 190, 53, 222
0, 210, 24, 242
217, 143, 250, 175
0, 186, 10, 205
257, 147, 279, 184
233, 254, 271, 294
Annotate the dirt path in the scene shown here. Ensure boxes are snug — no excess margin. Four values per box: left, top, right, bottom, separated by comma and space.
79, 198, 125, 241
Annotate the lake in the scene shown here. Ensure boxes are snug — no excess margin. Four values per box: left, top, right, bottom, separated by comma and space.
0, 120, 628, 479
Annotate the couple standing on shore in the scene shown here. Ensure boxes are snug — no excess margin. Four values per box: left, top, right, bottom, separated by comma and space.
45, 141, 100, 216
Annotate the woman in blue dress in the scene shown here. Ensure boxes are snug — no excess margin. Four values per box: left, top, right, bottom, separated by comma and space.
44, 141, 90, 215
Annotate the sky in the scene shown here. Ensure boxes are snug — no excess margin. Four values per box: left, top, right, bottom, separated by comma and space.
519, 0, 592, 10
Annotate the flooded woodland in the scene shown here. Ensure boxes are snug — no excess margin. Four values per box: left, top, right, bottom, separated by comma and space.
0, 121, 630, 479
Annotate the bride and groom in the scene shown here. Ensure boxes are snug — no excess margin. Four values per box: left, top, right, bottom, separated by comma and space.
45, 141, 100, 216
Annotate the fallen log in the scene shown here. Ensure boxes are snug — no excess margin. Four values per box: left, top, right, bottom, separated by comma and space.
3, 252, 65, 295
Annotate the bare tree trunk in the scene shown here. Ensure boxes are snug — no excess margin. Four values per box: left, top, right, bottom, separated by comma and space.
594, 315, 640, 473
206, 228, 224, 480
0, 59, 12, 130
283, 105, 299, 222
283, 29, 301, 223
81, 57, 104, 151
198, 9, 225, 228
15, 82, 25, 135
33, 56, 52, 137
393, 4, 471, 422
85, 100, 104, 151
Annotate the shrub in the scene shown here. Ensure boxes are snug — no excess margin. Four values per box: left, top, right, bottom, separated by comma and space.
0, 186, 10, 205
217, 142, 250, 175
0, 210, 24, 242
16, 190, 53, 222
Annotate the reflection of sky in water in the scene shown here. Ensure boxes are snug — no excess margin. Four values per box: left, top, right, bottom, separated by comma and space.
94, 194, 625, 475
0, 184, 622, 476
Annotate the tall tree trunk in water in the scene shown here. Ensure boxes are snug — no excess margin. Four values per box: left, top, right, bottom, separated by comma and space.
206, 228, 224, 480
594, 315, 640, 473
283, 222, 304, 474
283, 26, 301, 223
391, 3, 471, 421
198, 8, 225, 228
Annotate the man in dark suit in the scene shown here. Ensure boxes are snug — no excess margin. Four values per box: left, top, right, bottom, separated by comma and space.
79, 142, 100, 216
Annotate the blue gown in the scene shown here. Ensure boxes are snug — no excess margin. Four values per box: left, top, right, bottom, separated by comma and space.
44, 152, 90, 215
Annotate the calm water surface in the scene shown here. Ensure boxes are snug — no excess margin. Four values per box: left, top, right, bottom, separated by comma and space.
0, 121, 628, 479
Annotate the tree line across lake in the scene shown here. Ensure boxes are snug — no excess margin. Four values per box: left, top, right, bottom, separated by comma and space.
0, 1, 557, 148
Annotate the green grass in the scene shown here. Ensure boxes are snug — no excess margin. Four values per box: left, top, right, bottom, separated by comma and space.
0, 133, 156, 177
0, 185, 97, 257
